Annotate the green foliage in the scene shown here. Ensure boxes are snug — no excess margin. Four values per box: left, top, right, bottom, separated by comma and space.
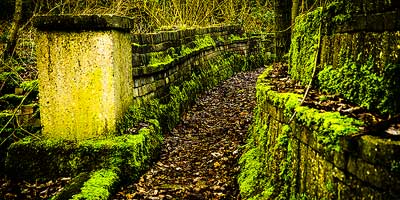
20, 80, 38, 92
0, 57, 40, 151
30, 0, 274, 33
325, 1, 352, 23
318, 58, 400, 115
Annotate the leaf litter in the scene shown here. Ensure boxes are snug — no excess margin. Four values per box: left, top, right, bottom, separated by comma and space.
113, 68, 265, 200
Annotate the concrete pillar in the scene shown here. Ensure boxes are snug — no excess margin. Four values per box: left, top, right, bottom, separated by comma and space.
33, 15, 133, 140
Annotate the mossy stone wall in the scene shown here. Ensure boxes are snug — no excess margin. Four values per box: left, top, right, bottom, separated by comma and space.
289, 2, 400, 115
130, 26, 274, 104
239, 68, 400, 199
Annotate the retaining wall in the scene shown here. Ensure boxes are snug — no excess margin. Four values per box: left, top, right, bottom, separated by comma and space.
240, 1, 400, 199
129, 25, 271, 104
289, 1, 400, 115
239, 68, 400, 199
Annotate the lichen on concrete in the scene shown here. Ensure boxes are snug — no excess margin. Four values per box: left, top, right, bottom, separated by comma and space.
36, 29, 133, 140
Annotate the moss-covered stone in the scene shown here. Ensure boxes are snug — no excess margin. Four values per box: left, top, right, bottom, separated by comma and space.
36, 28, 133, 140
5, 119, 162, 181
239, 67, 364, 199
71, 169, 119, 200
288, 8, 323, 86
318, 59, 400, 115
289, 3, 400, 115
51, 172, 90, 200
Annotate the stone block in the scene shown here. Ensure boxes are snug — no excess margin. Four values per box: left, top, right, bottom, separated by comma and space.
35, 15, 133, 140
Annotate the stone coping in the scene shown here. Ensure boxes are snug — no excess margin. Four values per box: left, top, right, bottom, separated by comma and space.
33, 14, 133, 32
131, 37, 260, 77
332, 10, 400, 33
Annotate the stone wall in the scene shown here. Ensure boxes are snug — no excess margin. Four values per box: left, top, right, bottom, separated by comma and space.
289, 1, 400, 115
130, 26, 273, 104
241, 1, 400, 199
239, 68, 400, 199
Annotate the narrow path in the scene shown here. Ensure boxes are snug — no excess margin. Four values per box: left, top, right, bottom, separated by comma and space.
114, 68, 264, 200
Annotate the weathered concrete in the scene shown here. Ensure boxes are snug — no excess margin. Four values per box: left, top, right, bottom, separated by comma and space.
35, 15, 133, 140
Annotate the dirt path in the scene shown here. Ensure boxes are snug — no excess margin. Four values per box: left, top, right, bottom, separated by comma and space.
113, 68, 264, 200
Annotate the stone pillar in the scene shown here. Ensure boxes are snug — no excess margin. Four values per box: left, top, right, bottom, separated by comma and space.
34, 15, 133, 140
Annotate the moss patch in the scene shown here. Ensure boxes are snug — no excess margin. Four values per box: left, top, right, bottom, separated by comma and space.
71, 169, 119, 200
288, 8, 323, 86
318, 58, 400, 115
5, 120, 162, 181
289, 3, 400, 115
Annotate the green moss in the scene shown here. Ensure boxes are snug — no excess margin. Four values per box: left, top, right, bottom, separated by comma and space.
194, 34, 216, 48
51, 172, 90, 200
289, 8, 323, 86
228, 34, 247, 42
146, 34, 217, 68
5, 121, 162, 181
20, 80, 38, 92
318, 58, 400, 115
239, 66, 364, 199
257, 67, 363, 151
0, 94, 24, 104
0, 111, 13, 125
148, 52, 174, 67
72, 168, 119, 200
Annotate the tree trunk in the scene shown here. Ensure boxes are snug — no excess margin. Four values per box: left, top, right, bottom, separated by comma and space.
2, 0, 23, 59
274, 0, 292, 60
300, 0, 305, 13
292, 0, 300, 25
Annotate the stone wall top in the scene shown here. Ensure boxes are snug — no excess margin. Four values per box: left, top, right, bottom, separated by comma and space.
333, 10, 400, 33
33, 14, 133, 32
131, 25, 242, 45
